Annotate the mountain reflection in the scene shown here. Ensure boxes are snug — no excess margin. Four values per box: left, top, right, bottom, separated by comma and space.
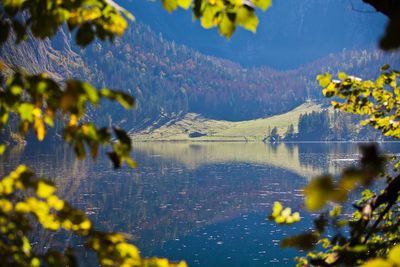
0, 142, 379, 265
133, 142, 358, 178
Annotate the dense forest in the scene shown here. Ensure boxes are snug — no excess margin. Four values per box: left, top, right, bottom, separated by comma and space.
272, 110, 383, 142
1, 21, 400, 133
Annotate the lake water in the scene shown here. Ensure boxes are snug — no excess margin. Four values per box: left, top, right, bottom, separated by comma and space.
1, 142, 399, 266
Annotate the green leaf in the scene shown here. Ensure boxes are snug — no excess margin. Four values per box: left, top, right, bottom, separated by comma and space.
100, 89, 135, 109
0, 20, 10, 44
314, 215, 327, 233
90, 142, 99, 159
177, 0, 191, 9
304, 175, 335, 211
76, 23, 95, 47
0, 144, 5, 155
281, 232, 319, 250
18, 103, 34, 121
107, 151, 121, 169
380, 64, 390, 71
125, 157, 137, 168
113, 127, 131, 148
236, 6, 258, 33
97, 127, 111, 144
200, 4, 220, 29
251, 0, 272, 11
330, 206, 342, 217
44, 115, 54, 127
218, 12, 236, 38
82, 82, 99, 105
338, 72, 348, 80
0, 110, 9, 126
74, 139, 86, 159
12, 20, 27, 43
162, 0, 178, 12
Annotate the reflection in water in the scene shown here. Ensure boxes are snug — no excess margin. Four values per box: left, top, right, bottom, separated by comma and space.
132, 142, 371, 180
1, 142, 399, 266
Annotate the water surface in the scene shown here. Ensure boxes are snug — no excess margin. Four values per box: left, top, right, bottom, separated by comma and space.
2, 142, 398, 266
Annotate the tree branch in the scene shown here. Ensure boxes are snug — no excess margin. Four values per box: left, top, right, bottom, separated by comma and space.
362, 0, 400, 18
310, 174, 400, 266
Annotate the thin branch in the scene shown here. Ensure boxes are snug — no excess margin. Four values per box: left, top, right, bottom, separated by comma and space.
310, 174, 400, 266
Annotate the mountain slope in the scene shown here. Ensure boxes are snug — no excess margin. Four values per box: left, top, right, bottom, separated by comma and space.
1, 20, 400, 135
126, 0, 387, 69
130, 102, 323, 141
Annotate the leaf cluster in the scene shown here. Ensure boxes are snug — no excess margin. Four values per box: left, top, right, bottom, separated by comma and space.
0, 68, 135, 168
0, 0, 133, 47
318, 65, 400, 139
161, 0, 271, 38
275, 67, 400, 266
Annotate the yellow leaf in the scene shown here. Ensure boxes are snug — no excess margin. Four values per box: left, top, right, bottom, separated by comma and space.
82, 7, 101, 21
272, 201, 282, 216
44, 115, 54, 127
177, 261, 188, 267
69, 114, 78, 127
218, 12, 236, 38
388, 245, 400, 265
177, 0, 191, 9
15, 202, 31, 213
116, 243, 140, 259
0, 199, 13, 213
36, 180, 55, 198
125, 157, 137, 168
34, 118, 46, 141
281, 207, 291, 218
47, 195, 64, 210
251, 0, 272, 11
201, 5, 220, 28
236, 6, 258, 33
31, 258, 40, 267
79, 219, 92, 230
363, 259, 392, 267
1, 177, 15, 194
338, 72, 348, 80
292, 212, 300, 222
162, 0, 178, 12
32, 107, 41, 118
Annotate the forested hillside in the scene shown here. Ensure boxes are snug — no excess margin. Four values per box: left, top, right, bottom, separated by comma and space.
1, 21, 400, 133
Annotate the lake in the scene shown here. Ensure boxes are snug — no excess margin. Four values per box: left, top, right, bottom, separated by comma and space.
1, 142, 399, 266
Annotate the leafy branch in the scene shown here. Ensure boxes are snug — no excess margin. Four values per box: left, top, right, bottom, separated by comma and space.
273, 66, 400, 266
0, 68, 136, 168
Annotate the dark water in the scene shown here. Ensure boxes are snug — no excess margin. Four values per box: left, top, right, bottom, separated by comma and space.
1, 142, 399, 266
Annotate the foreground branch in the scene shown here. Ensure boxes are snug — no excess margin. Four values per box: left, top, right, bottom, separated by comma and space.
310, 174, 400, 266
362, 0, 400, 18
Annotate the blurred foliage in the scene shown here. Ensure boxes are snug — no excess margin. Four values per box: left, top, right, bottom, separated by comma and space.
272, 66, 400, 266
161, 0, 271, 38
0, 0, 133, 46
0, 68, 136, 168
0, 165, 187, 267
0, 0, 271, 45
268, 201, 300, 224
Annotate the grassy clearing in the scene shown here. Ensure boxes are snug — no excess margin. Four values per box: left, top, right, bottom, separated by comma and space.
131, 102, 323, 142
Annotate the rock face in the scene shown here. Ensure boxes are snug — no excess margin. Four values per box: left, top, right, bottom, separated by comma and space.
0, 26, 87, 81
